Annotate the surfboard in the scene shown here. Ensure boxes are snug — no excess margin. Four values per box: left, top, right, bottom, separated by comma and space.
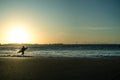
17, 47, 27, 53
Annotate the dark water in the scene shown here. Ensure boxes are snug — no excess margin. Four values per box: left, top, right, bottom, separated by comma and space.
0, 44, 120, 58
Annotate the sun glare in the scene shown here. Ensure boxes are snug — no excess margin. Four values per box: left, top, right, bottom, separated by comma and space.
7, 27, 29, 44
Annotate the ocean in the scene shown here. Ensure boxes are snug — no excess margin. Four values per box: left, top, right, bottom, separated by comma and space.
0, 44, 120, 58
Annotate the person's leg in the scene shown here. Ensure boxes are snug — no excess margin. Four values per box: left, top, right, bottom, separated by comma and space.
21, 51, 24, 55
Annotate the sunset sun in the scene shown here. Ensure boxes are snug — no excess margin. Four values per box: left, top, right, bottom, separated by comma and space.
7, 27, 29, 44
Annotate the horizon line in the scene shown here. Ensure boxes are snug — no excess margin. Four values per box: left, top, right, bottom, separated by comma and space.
0, 43, 120, 45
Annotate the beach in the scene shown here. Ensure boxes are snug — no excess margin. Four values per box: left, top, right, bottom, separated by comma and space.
0, 57, 120, 80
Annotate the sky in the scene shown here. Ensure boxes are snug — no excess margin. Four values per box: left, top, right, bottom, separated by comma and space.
0, 0, 120, 44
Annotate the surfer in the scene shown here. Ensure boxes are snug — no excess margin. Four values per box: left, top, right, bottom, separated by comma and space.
17, 46, 27, 55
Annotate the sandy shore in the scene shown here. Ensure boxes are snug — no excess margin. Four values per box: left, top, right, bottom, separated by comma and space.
0, 57, 120, 80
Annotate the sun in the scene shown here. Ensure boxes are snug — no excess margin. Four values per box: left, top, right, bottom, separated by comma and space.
7, 27, 29, 44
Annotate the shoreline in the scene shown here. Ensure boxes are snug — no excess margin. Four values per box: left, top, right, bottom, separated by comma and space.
0, 54, 120, 59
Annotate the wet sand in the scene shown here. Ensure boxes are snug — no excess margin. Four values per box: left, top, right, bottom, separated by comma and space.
0, 57, 120, 80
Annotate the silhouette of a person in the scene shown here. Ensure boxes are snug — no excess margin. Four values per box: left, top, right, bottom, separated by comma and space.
21, 46, 25, 55
21, 46, 28, 55
17, 46, 27, 55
